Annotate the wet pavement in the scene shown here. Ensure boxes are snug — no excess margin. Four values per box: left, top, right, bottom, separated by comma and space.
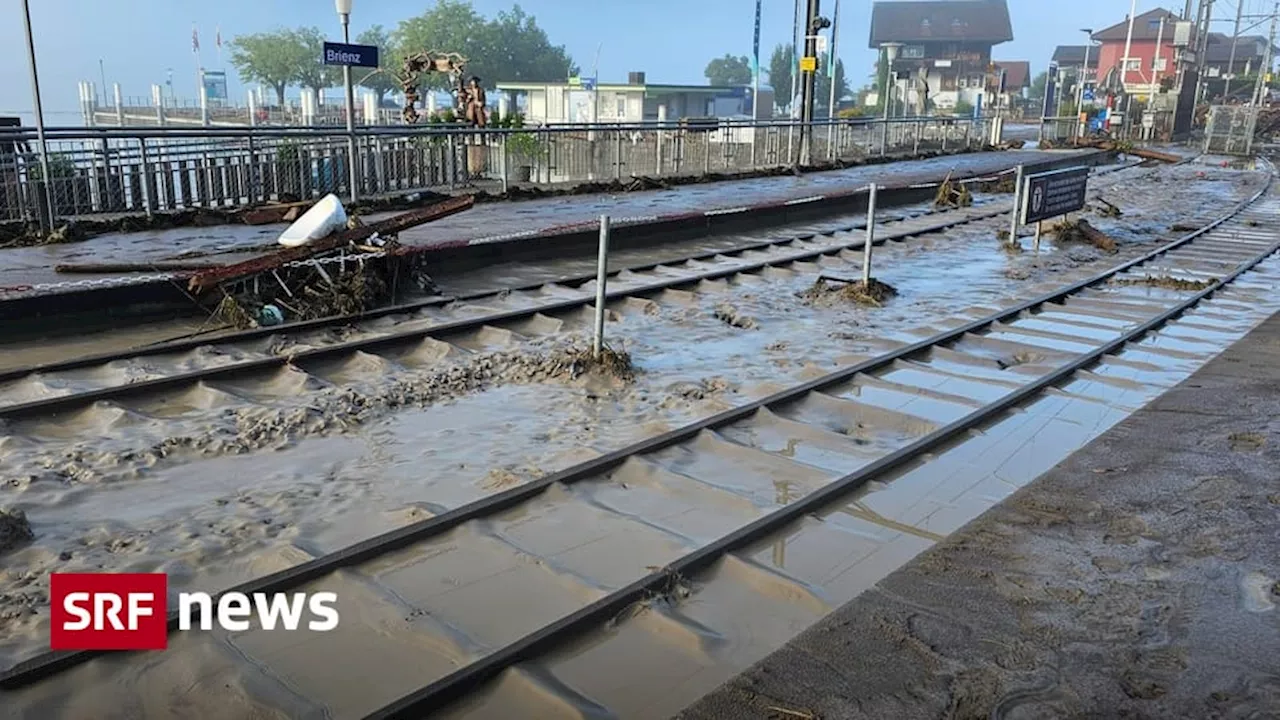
0, 150, 1087, 290
677, 307, 1280, 720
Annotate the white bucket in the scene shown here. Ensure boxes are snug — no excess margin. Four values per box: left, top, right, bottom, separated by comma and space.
278, 194, 348, 248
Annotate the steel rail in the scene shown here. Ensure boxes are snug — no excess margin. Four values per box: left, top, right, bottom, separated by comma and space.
0, 158, 1144, 409
0, 200, 1012, 422
0, 162, 1264, 691
366, 169, 1280, 720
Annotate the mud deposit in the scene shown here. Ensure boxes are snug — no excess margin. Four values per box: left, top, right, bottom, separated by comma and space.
0, 160, 1267, 677
799, 277, 899, 307
679, 312, 1280, 720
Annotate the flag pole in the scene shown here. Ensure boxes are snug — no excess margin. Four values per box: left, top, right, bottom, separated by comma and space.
193, 23, 202, 101
752, 0, 762, 166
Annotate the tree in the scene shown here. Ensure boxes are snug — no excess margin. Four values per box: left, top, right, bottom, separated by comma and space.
768, 44, 795, 112
290, 27, 341, 96
704, 54, 752, 86
814, 55, 849, 115
229, 30, 309, 105
393, 0, 575, 92
1030, 71, 1048, 105
487, 5, 577, 83
357, 25, 399, 105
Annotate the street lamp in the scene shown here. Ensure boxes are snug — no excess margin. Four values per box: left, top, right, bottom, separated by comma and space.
19, 0, 54, 230
1077, 28, 1094, 137
879, 42, 901, 154
335, 0, 359, 202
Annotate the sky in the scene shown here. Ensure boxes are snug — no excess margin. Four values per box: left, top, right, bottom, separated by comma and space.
0, 0, 1272, 124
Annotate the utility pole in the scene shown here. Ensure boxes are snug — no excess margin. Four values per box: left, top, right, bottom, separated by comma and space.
1251, 3, 1278, 106
826, 0, 841, 158
787, 0, 801, 162
798, 0, 825, 165
1224, 0, 1245, 98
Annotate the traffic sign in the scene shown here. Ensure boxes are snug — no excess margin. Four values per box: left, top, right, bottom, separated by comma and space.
1022, 166, 1090, 225
1082, 88, 1095, 102
323, 42, 379, 68
799, 56, 817, 72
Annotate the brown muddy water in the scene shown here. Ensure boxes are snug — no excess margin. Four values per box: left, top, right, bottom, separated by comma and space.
0, 162, 1273, 718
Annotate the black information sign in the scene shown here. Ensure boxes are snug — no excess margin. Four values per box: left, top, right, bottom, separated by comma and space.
323, 42, 379, 68
1022, 166, 1090, 224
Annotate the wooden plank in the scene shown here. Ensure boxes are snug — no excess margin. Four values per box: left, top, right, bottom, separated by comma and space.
186, 195, 474, 294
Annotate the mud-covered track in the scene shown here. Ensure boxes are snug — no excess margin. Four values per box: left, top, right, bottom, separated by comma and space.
0, 161, 1273, 719
0, 163, 1149, 425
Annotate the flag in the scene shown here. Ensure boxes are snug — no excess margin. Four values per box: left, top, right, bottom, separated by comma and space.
216, 26, 222, 49
192, 26, 200, 52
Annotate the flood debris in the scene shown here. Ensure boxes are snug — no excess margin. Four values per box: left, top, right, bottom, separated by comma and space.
1112, 275, 1216, 291
563, 344, 636, 382
1093, 197, 1123, 217
1051, 218, 1116, 252
0, 508, 34, 555
976, 174, 1016, 193
800, 275, 898, 307
934, 172, 974, 208
1170, 222, 1200, 232
713, 302, 759, 329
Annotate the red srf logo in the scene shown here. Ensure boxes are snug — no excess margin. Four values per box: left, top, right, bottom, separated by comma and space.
49, 573, 168, 651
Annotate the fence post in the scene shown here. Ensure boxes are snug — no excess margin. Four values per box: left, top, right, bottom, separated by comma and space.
500, 133, 509, 194
656, 105, 667, 175
113, 83, 124, 126
615, 129, 623, 181
593, 214, 611, 359
138, 138, 154, 217
863, 183, 877, 284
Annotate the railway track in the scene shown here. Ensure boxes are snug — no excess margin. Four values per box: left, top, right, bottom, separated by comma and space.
0, 160, 1145, 426
1, 162, 1276, 719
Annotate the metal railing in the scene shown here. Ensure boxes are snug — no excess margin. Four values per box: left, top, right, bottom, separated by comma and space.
0, 115, 996, 226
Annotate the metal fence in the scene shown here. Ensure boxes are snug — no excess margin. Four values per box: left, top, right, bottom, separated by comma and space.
1204, 106, 1259, 156
0, 116, 995, 226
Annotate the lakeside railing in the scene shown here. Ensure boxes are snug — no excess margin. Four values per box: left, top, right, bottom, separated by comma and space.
0, 115, 997, 226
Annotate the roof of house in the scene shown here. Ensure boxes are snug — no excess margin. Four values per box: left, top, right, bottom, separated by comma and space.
868, 0, 1013, 48
1204, 35, 1273, 63
1051, 45, 1099, 67
993, 60, 1031, 89
1092, 8, 1180, 42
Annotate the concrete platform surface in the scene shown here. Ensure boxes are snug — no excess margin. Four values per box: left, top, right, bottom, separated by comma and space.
0, 150, 1084, 291
676, 311, 1280, 720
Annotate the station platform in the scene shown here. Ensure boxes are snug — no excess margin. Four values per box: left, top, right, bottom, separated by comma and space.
0, 149, 1088, 294
676, 310, 1280, 720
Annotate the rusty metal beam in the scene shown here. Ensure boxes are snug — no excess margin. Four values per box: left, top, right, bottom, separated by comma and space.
186, 195, 474, 294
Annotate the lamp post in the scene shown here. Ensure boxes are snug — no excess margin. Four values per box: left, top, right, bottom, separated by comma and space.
336, 0, 359, 203
879, 42, 901, 155
1077, 29, 1094, 136
20, 0, 54, 230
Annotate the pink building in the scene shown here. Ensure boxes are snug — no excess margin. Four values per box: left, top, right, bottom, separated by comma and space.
1091, 9, 1180, 92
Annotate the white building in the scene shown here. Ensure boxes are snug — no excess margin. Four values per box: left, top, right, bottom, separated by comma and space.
495, 72, 774, 125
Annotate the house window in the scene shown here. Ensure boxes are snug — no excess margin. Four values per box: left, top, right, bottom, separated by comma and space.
920, 18, 930, 30
1148, 19, 1161, 31
1123, 58, 1142, 71
617, 97, 626, 118
958, 77, 967, 88
902, 45, 925, 59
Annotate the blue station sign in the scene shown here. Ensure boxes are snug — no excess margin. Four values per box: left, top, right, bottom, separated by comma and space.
323, 42, 379, 68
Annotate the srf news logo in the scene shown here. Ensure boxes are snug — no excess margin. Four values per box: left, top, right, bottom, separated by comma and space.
50, 573, 339, 651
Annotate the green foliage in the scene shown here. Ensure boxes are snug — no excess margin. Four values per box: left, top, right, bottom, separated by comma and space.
768, 44, 795, 112
704, 54, 752, 86
1030, 71, 1048, 103
230, 2, 576, 105
392, 0, 575, 92
837, 106, 865, 118
275, 139, 302, 163
506, 130, 543, 162
953, 99, 975, 117
289, 27, 342, 94
814, 54, 850, 115
28, 153, 76, 181
229, 30, 310, 104
356, 25, 398, 104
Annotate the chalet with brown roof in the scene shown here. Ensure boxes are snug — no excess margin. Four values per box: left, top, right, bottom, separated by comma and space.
868, 0, 1013, 112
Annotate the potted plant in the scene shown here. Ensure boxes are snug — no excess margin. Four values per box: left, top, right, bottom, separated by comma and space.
501, 112, 540, 183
